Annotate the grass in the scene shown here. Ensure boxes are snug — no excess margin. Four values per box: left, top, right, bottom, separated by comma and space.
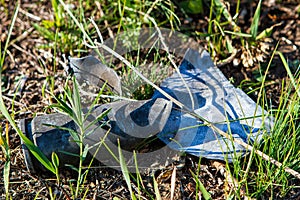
0, 4, 57, 199
0, 0, 299, 199
230, 48, 300, 198
48, 76, 112, 198
196, 0, 278, 68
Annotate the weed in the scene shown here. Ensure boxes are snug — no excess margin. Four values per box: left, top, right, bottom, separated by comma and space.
49, 76, 111, 198
197, 0, 277, 68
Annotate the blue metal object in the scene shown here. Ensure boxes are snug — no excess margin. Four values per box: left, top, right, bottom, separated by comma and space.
20, 48, 273, 173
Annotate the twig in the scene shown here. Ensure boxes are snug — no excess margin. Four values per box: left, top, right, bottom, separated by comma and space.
170, 166, 177, 200
11, 43, 36, 61
2, 95, 24, 107
5, 49, 16, 69
9, 27, 35, 46
19, 8, 41, 21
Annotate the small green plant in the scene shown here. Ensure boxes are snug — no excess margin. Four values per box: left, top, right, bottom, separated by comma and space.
33, 0, 87, 55
197, 0, 277, 68
49, 76, 110, 198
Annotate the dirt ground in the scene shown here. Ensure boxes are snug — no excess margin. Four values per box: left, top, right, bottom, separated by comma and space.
0, 0, 299, 199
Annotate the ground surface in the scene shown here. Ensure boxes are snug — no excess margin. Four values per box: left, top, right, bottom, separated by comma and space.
0, 0, 299, 199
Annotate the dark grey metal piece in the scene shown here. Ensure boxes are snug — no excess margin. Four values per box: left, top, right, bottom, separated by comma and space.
83, 98, 180, 171
69, 55, 122, 95
20, 98, 180, 173
20, 113, 80, 173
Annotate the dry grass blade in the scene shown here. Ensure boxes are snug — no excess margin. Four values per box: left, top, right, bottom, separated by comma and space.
170, 166, 177, 200
250, 0, 262, 38
153, 175, 162, 200
118, 140, 136, 200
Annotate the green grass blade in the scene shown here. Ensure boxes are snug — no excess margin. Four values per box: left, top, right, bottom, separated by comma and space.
33, 23, 55, 41
51, 0, 62, 27
48, 103, 73, 117
0, 4, 19, 69
84, 82, 107, 122
250, 0, 262, 38
213, 0, 237, 28
118, 140, 136, 200
48, 92, 73, 115
82, 144, 89, 161
277, 51, 300, 98
72, 76, 83, 126
4, 161, 10, 198
190, 170, 212, 200
84, 108, 111, 133
0, 102, 55, 173
51, 152, 60, 184
153, 176, 162, 200
133, 151, 143, 199
256, 26, 273, 40
4, 157, 10, 197
0, 134, 10, 197
43, 123, 80, 143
